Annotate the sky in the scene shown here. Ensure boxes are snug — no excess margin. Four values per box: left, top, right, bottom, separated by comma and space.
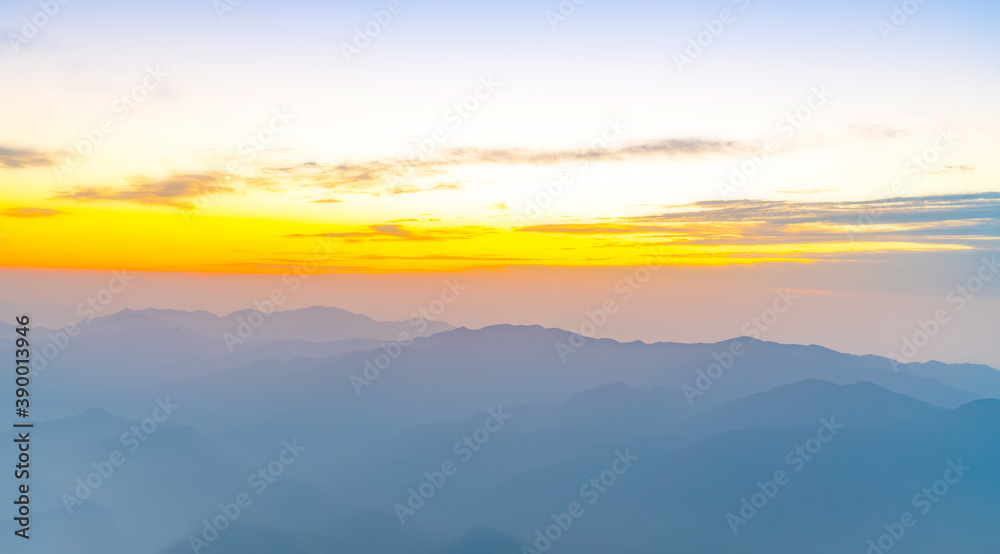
0, 0, 998, 364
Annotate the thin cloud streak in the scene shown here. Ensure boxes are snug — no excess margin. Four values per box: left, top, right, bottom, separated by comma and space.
54, 174, 234, 210
0, 146, 58, 169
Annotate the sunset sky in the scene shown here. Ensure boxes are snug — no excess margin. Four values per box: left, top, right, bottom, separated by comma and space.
1, 0, 998, 272
1, 0, 998, 368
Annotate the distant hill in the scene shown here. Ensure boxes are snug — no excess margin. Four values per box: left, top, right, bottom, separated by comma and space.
0, 306, 453, 419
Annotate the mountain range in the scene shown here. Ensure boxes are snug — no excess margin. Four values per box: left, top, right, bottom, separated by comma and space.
0, 307, 996, 553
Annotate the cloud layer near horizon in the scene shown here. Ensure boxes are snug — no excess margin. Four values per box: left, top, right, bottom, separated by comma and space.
266, 193, 1000, 268
47, 137, 751, 206
517, 192, 1000, 248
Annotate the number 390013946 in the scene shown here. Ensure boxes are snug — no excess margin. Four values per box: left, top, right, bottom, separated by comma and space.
14, 315, 30, 415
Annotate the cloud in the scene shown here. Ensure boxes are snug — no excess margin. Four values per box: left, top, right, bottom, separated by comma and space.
370, 224, 412, 238
517, 193, 1000, 251
518, 224, 681, 235
635, 193, 1000, 226
54, 173, 234, 210
354, 253, 529, 262
243, 138, 751, 196
846, 124, 909, 140
310, 198, 343, 204
62, 136, 753, 204
249, 161, 402, 192
277, 194, 996, 264
284, 224, 494, 242
0, 147, 58, 169
284, 225, 417, 241
387, 182, 464, 195
924, 165, 976, 175
3, 207, 67, 218
438, 138, 747, 166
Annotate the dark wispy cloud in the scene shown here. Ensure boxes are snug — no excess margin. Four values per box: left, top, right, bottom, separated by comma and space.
370, 224, 413, 238
3, 207, 67, 218
245, 138, 750, 195
54, 174, 234, 210
248, 160, 402, 192
37, 135, 784, 206
439, 138, 747, 166
40, 128, 909, 206
518, 193, 1000, 250
0, 147, 58, 169
637, 193, 1000, 227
